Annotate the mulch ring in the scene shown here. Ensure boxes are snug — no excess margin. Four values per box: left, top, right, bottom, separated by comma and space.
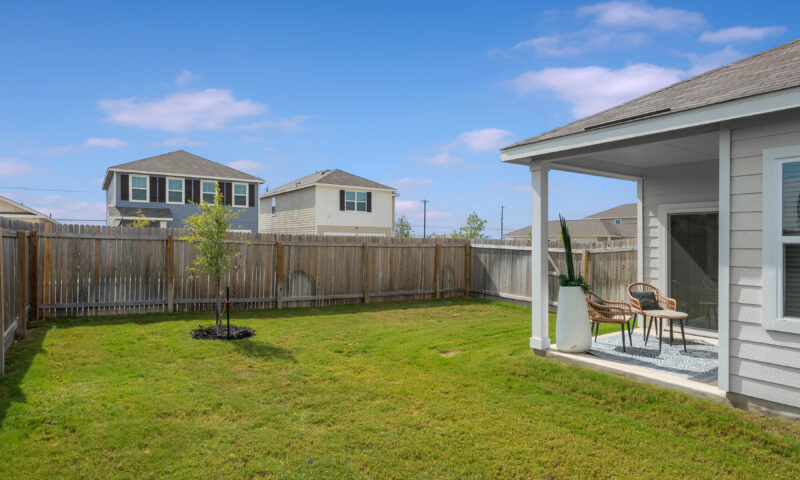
191, 325, 256, 340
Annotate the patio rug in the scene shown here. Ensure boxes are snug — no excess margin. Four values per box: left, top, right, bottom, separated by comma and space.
588, 331, 718, 383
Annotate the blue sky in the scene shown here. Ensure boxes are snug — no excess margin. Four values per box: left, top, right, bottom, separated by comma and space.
0, 1, 797, 236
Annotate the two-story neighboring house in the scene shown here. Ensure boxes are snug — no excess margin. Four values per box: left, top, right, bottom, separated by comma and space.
102, 150, 265, 231
259, 169, 396, 236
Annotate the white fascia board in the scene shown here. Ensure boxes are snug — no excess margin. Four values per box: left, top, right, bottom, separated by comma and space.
259, 183, 395, 198
501, 86, 800, 163
106, 168, 265, 185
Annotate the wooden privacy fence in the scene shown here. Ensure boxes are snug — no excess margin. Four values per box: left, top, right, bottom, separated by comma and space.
0, 218, 636, 374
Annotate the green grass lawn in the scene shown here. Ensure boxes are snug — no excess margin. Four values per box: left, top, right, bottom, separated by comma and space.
1, 299, 798, 479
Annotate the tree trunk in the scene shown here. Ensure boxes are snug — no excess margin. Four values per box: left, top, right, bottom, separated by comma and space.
215, 276, 222, 327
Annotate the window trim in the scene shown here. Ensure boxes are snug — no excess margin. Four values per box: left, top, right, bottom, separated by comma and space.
232, 182, 248, 208
166, 177, 184, 205
129, 174, 149, 203
201, 180, 217, 204
763, 145, 800, 334
343, 190, 368, 212
271, 197, 276, 215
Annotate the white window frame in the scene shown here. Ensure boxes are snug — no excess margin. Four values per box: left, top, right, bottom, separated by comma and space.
271, 197, 276, 215
201, 180, 217, 204
233, 182, 248, 208
344, 190, 368, 212
763, 145, 800, 333
129, 174, 149, 203
166, 177, 184, 205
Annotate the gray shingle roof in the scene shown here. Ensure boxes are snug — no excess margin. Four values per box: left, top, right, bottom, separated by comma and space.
262, 169, 394, 196
108, 206, 174, 220
504, 38, 800, 150
103, 150, 264, 189
503, 203, 638, 239
584, 203, 637, 220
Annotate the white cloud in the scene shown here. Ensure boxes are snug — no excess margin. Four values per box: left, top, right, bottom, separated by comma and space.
227, 160, 263, 171
685, 46, 745, 76
513, 184, 532, 193
0, 158, 38, 177
577, 1, 705, 31
262, 145, 277, 152
510, 63, 684, 117
395, 200, 452, 220
151, 137, 207, 147
241, 135, 265, 143
98, 88, 266, 132
29, 199, 106, 223
237, 115, 309, 133
175, 70, 198, 86
42, 145, 77, 155
418, 152, 462, 167
513, 36, 585, 56
444, 128, 513, 152
700, 25, 786, 43
385, 177, 434, 189
84, 137, 127, 149
511, 31, 647, 57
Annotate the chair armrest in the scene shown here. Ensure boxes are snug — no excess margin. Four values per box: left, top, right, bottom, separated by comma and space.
656, 292, 677, 311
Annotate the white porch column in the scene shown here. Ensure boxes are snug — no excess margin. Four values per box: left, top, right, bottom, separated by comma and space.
530, 163, 550, 351
718, 128, 731, 392
636, 178, 644, 282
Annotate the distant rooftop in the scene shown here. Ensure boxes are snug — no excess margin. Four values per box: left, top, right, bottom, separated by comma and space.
262, 169, 394, 196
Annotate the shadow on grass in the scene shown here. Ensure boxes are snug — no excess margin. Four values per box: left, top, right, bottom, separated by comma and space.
229, 337, 296, 363
0, 323, 47, 426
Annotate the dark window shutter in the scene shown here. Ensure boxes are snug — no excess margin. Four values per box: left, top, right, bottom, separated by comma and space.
185, 178, 192, 203
193, 180, 200, 203
223, 182, 232, 205
366, 192, 372, 212
120, 174, 129, 201
149, 177, 158, 202
339, 189, 345, 211
248, 184, 255, 207
157, 177, 166, 203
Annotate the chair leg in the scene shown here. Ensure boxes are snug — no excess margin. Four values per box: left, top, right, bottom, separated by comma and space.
658, 317, 663, 353
594, 323, 599, 341
632, 313, 638, 330
644, 316, 651, 345
669, 319, 674, 345
627, 320, 633, 346
621, 324, 626, 352
680, 319, 687, 352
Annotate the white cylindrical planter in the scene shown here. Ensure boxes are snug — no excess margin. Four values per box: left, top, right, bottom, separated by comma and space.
555, 286, 592, 353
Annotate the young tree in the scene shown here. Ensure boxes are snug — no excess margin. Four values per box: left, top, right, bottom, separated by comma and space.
181, 185, 243, 326
131, 209, 151, 228
394, 215, 413, 237
452, 211, 488, 239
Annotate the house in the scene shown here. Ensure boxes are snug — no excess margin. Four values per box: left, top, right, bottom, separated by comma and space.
501, 39, 800, 415
259, 169, 396, 236
0, 195, 59, 225
101, 150, 264, 231
503, 203, 637, 243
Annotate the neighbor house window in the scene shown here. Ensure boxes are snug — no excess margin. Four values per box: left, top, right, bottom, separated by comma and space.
614, 218, 622, 224
233, 183, 247, 207
271, 197, 276, 215
344, 191, 367, 211
167, 178, 183, 204
201, 181, 217, 203
130, 175, 148, 202
781, 161, 800, 318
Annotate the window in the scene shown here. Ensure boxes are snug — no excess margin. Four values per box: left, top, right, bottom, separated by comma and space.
167, 178, 183, 204
233, 183, 247, 207
344, 190, 367, 211
781, 161, 800, 318
271, 197, 276, 215
131, 175, 148, 202
614, 218, 622, 224
201, 181, 217, 204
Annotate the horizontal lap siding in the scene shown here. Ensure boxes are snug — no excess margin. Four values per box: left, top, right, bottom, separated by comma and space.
728, 117, 800, 408
259, 188, 316, 234
641, 160, 718, 289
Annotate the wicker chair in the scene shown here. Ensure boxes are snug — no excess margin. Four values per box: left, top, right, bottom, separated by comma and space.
585, 291, 634, 351
627, 282, 685, 351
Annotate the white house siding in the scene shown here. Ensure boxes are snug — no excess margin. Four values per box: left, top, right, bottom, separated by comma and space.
728, 116, 800, 408
314, 185, 394, 236
259, 187, 316, 234
641, 160, 719, 289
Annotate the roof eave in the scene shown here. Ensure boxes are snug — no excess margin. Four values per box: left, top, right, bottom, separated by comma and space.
105, 167, 264, 184
501, 86, 800, 164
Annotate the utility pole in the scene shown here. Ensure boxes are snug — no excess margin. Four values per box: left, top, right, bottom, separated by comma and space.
422, 199, 429, 238
500, 205, 505, 239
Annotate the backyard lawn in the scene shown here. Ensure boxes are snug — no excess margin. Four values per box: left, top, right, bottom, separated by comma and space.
1, 299, 798, 479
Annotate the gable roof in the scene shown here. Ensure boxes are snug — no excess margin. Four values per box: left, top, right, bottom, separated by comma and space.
261, 169, 395, 197
102, 150, 264, 189
0, 195, 59, 224
504, 38, 800, 150
584, 203, 636, 220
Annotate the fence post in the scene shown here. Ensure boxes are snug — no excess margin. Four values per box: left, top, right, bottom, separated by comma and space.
434, 242, 442, 299
43, 223, 51, 319
16, 232, 26, 338
363, 241, 370, 303
581, 249, 590, 284
275, 241, 284, 309
464, 243, 471, 298
0, 227, 5, 375
166, 235, 174, 312
29, 231, 38, 322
